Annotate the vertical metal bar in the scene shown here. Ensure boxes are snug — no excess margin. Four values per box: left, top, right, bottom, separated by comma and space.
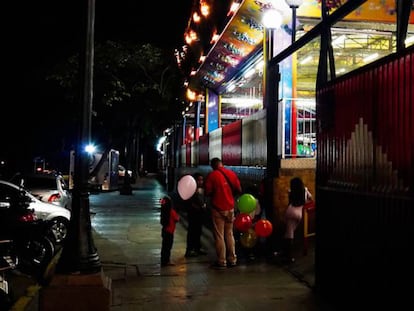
195, 101, 201, 141
396, 0, 411, 51
265, 64, 280, 179
291, 6, 297, 44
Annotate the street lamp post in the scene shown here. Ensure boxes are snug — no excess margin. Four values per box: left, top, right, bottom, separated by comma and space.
55, 0, 101, 274
285, 0, 303, 44
262, 9, 282, 255
285, 0, 303, 158
40, 1, 111, 310
262, 8, 282, 178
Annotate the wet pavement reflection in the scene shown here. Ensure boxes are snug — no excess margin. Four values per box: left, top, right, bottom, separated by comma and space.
88, 176, 330, 311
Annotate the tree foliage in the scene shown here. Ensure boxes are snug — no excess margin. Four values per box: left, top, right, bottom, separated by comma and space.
47, 41, 184, 168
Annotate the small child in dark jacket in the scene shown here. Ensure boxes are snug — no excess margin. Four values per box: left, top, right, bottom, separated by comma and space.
160, 194, 180, 267
185, 172, 207, 257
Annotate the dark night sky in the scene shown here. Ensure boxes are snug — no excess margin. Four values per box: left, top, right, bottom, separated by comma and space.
2, 1, 193, 175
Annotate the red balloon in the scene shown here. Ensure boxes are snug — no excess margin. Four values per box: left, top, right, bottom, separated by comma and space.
234, 213, 252, 232
254, 219, 273, 237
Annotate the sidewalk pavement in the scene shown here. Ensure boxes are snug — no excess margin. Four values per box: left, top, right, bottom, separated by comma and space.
10, 175, 333, 311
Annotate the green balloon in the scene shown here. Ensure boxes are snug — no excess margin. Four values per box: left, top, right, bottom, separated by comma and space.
237, 193, 257, 214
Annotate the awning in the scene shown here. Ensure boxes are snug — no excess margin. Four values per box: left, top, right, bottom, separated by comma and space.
192, 0, 266, 94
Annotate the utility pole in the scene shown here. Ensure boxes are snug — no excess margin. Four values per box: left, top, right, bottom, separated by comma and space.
39, 1, 111, 309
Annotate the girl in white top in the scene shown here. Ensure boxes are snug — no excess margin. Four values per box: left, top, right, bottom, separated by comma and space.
277, 177, 312, 263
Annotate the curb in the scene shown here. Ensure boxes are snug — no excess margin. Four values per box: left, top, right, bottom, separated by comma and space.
10, 284, 41, 311
10, 249, 62, 311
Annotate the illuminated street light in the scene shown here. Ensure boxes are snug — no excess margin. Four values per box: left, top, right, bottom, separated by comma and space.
285, 0, 303, 43
262, 9, 283, 30
85, 144, 96, 154
261, 8, 282, 93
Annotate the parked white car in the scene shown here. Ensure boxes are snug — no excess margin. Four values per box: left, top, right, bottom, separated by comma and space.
0, 180, 71, 244
9, 173, 72, 210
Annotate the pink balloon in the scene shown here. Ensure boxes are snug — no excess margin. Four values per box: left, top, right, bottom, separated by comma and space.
177, 175, 197, 200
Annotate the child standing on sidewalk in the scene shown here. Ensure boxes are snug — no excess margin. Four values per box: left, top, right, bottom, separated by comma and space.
185, 172, 208, 257
160, 194, 180, 267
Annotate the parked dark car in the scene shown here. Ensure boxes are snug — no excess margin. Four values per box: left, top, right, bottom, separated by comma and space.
0, 180, 70, 244
0, 188, 56, 279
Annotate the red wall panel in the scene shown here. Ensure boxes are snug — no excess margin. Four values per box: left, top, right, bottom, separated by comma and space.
199, 135, 209, 165
222, 120, 242, 166
317, 47, 414, 192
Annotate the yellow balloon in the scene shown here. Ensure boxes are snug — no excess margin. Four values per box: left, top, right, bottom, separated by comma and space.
239, 228, 257, 248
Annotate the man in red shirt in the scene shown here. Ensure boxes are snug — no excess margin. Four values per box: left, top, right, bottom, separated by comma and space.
205, 157, 242, 269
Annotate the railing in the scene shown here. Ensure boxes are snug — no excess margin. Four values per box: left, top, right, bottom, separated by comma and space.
282, 98, 316, 159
